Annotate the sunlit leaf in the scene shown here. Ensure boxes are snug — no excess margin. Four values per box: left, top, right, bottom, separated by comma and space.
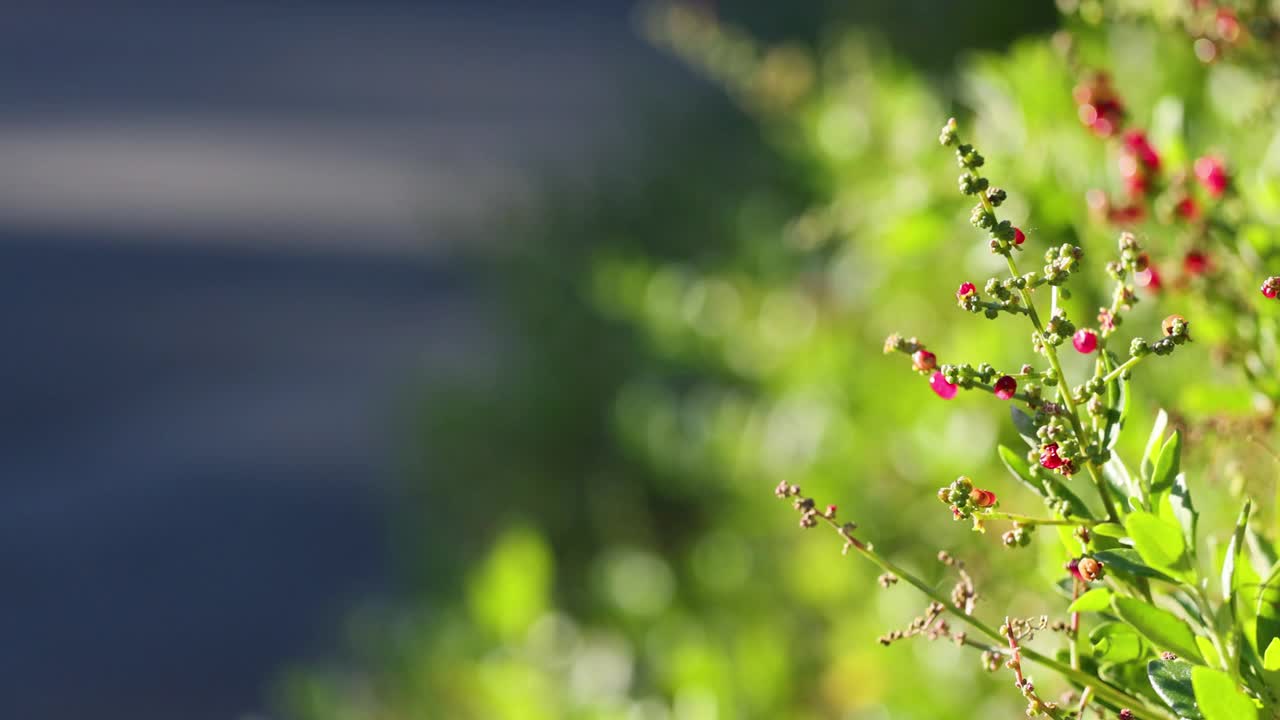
1089, 621, 1144, 663
1114, 596, 1203, 663
1264, 638, 1280, 671
1069, 587, 1113, 613
1142, 409, 1169, 481
1151, 430, 1182, 495
1124, 511, 1192, 582
1191, 666, 1258, 720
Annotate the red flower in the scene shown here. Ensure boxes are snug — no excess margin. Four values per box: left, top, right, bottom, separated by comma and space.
969, 488, 998, 508
1072, 328, 1098, 354
1040, 443, 1065, 470
993, 375, 1017, 400
1013, 227, 1026, 245
956, 282, 977, 301
930, 371, 958, 400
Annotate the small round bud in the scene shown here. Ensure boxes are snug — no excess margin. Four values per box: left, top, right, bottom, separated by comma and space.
1072, 328, 1098, 354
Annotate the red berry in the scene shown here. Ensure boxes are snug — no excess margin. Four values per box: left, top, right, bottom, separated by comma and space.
993, 375, 1017, 400
930, 371, 958, 400
1194, 156, 1229, 197
1184, 251, 1209, 276
1013, 227, 1026, 245
1040, 443, 1065, 470
1072, 328, 1099, 354
912, 349, 937, 373
956, 282, 977, 301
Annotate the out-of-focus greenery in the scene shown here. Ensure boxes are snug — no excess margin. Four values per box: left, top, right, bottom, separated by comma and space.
285, 3, 1280, 719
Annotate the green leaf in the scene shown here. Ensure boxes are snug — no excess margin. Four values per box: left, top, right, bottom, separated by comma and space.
1255, 564, 1280, 658
1105, 368, 1131, 451
1092, 522, 1128, 539
1114, 596, 1204, 663
1010, 406, 1039, 447
1264, 638, 1280, 671
1223, 499, 1252, 604
1069, 587, 1113, 613
1148, 659, 1203, 720
1093, 548, 1179, 583
1191, 666, 1258, 720
1125, 510, 1193, 582
1090, 621, 1144, 663
998, 443, 1040, 496
1151, 430, 1183, 495
1166, 472, 1198, 550
1195, 636, 1221, 668
1143, 408, 1170, 480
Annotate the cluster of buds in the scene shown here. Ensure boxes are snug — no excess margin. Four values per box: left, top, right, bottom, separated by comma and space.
1035, 309, 1077, 354
1041, 244, 1085, 286
1073, 71, 1125, 137
941, 118, 1020, 256
878, 600, 966, 647
936, 475, 998, 521
956, 279, 1029, 319
1001, 523, 1033, 549
774, 481, 861, 555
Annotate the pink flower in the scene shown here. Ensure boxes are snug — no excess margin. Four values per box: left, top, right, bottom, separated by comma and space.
993, 375, 1017, 400
930, 371, 958, 400
1072, 328, 1098, 354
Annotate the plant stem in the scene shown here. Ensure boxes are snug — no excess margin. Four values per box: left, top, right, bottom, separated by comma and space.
1101, 355, 1143, 384
986, 511, 1097, 527
998, 249, 1120, 522
826, 517, 1175, 719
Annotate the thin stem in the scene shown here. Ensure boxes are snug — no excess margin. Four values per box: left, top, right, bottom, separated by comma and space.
817, 515, 1175, 719
999, 251, 1120, 522
986, 511, 1097, 527
1101, 355, 1143, 384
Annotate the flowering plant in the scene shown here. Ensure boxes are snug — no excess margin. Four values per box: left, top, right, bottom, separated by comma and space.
778, 113, 1279, 719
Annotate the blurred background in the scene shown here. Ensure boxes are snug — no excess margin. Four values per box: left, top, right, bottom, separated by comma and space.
5, 1, 1276, 719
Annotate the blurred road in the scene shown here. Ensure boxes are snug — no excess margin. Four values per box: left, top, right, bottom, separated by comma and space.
0, 1, 692, 718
